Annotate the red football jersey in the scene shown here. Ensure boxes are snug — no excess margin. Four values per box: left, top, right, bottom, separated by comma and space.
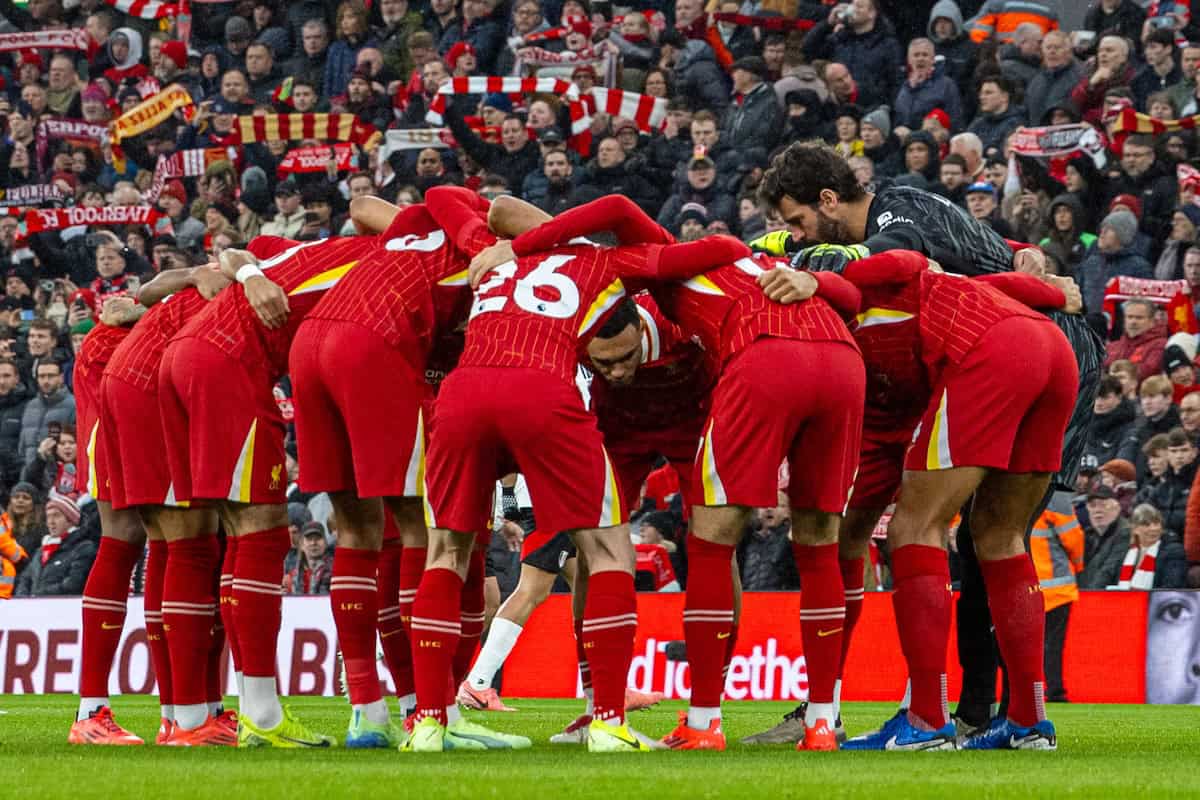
75, 322, 130, 388
106, 288, 209, 391
589, 294, 714, 443
174, 236, 377, 378
308, 193, 493, 362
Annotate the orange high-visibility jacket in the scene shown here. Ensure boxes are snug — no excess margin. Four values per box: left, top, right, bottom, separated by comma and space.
0, 526, 27, 600
968, 0, 1060, 43
1030, 492, 1084, 612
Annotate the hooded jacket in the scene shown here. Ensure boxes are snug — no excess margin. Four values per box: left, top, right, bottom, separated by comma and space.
802, 15, 903, 107
1040, 193, 1097, 273
18, 386, 75, 467
893, 65, 963, 130
673, 40, 730, 114
894, 130, 941, 191
103, 28, 148, 85
1078, 244, 1153, 313
928, 0, 978, 100
722, 81, 782, 157
1024, 60, 1086, 125
966, 101, 1026, 154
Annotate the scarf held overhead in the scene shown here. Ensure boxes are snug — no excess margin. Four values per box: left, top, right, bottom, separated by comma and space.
0, 29, 90, 51
109, 84, 196, 142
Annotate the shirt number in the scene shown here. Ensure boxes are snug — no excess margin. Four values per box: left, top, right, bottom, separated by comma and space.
471, 255, 580, 320
384, 230, 446, 252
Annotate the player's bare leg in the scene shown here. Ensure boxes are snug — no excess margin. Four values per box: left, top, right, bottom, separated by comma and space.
221, 500, 332, 747
663, 504, 747, 750
139, 505, 231, 745
884, 467, 985, 748
70, 504, 147, 745
962, 470, 1057, 750
790, 508, 846, 751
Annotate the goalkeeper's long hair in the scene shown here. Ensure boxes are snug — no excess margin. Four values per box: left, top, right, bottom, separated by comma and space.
759, 141, 866, 208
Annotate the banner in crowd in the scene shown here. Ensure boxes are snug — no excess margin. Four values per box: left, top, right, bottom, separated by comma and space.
0, 29, 90, 52
1009, 123, 1106, 162
35, 117, 108, 169
0, 592, 1174, 703
1179, 163, 1200, 199
0, 184, 63, 208
1109, 107, 1200, 141
425, 77, 581, 127
232, 113, 381, 149
103, 0, 181, 19
709, 12, 816, 31
144, 146, 236, 204
277, 144, 356, 176
18, 206, 172, 241
382, 128, 453, 156
109, 84, 195, 142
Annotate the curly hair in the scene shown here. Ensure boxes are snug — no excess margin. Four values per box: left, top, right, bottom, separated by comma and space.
758, 141, 866, 209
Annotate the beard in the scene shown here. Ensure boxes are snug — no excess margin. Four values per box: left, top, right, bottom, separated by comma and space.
815, 208, 854, 245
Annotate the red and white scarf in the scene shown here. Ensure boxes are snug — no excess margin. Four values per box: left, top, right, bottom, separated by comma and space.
425, 76, 580, 126
710, 12, 815, 31
278, 144, 356, 176
18, 205, 172, 242
233, 113, 381, 148
103, 0, 181, 19
515, 45, 601, 64
1117, 539, 1160, 590
144, 146, 237, 203
0, 29, 90, 52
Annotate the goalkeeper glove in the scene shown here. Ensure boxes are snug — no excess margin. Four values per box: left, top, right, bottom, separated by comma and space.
796, 243, 870, 273
747, 230, 796, 256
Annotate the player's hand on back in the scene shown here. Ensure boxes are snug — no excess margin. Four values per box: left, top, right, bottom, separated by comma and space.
757, 268, 817, 304
1013, 248, 1046, 276
244, 275, 290, 330
192, 263, 231, 300
1046, 275, 1083, 314
469, 240, 516, 289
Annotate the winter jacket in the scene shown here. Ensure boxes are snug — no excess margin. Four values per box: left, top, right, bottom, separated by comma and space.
439, 16, 505, 75
18, 387, 75, 468
722, 82, 782, 157
999, 43, 1041, 87
0, 384, 28, 487
737, 521, 799, 590
1132, 62, 1184, 111
1040, 198, 1096, 277
928, 0, 979, 106
1105, 323, 1169, 382
657, 184, 737, 234
15, 527, 97, 597
802, 17, 903, 108
1071, 63, 1137, 126
576, 161, 659, 216
247, 68, 284, 105
1148, 460, 1197, 535
283, 48, 329, 96
1149, 534, 1190, 588
444, 104, 541, 193
673, 40, 731, 114
966, 103, 1026, 155
893, 70, 964, 131
967, 0, 1061, 43
373, 11, 425, 79
1128, 406, 1183, 479
1024, 61, 1087, 125
325, 38, 369, 98
1106, 161, 1178, 246
1078, 245, 1153, 313
1079, 516, 1132, 589
285, 552, 333, 595
1083, 0, 1145, 45
1083, 397, 1139, 466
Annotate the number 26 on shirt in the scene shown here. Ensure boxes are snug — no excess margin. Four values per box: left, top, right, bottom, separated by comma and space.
471, 255, 581, 320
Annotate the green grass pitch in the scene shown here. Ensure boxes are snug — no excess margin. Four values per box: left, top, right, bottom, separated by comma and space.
5, 696, 1199, 799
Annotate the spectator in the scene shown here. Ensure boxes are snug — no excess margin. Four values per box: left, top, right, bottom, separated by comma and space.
936, 153, 969, 205
1179, 385, 1200, 438
1132, 28, 1182, 110
1071, 35, 1136, 124
1155, 207, 1200, 280
1146, 427, 1199, 535
658, 30, 730, 113
657, 153, 736, 235
3, 482, 46, 557
802, 0, 903, 110
440, 0, 504, 75
1129, 375, 1183, 470
285, 521, 334, 594
893, 38, 963, 135
1164, 343, 1198, 400
1078, 212, 1153, 312
445, 110, 540, 194
1079, 483, 1133, 588
737, 492, 799, 591
244, 42, 282, 105
286, 18, 331, 95
1084, 375, 1139, 465
1104, 298, 1168, 380
1024, 30, 1086, 124
722, 57, 782, 157
1169, 41, 1200, 113
14, 494, 95, 597
967, 0, 1061, 43
1136, 433, 1172, 508
1030, 491, 1083, 703
688, 110, 745, 193
0, 519, 27, 599
895, 130, 941, 190
261, 181, 306, 239
1115, 504, 1189, 588
861, 106, 901, 174
534, 148, 576, 215
572, 137, 658, 215
927, 0, 979, 105
19, 319, 68, 389
966, 75, 1025, 156
21, 423, 79, 500
998, 22, 1044, 88
1040, 194, 1096, 277
0, 358, 29, 487
285, 502, 311, 575
1083, 0, 1145, 46
18, 360, 74, 467
965, 181, 1014, 237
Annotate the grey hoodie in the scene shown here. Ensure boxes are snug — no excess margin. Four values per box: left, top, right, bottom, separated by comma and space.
927, 0, 964, 41
107, 27, 144, 72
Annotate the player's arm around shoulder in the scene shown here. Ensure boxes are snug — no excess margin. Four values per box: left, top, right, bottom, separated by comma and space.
219, 248, 290, 330
756, 259, 862, 317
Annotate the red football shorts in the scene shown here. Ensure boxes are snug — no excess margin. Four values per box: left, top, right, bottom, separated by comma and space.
290, 318, 429, 498
608, 432, 698, 514
100, 375, 179, 509
691, 337, 865, 512
425, 366, 624, 535
906, 316, 1078, 473
158, 337, 287, 505
74, 368, 104, 502
847, 430, 910, 511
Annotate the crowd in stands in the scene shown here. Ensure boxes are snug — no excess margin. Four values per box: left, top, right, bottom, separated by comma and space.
2, 0, 1200, 601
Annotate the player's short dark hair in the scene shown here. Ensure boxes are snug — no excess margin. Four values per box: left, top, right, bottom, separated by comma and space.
759, 141, 866, 208
1167, 427, 1193, 448
595, 298, 640, 339
1097, 375, 1123, 398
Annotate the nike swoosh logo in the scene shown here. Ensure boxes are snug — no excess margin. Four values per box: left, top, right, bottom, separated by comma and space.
279, 735, 329, 747
100, 622, 123, 630
716, 632, 731, 639
380, 630, 403, 639
817, 627, 843, 637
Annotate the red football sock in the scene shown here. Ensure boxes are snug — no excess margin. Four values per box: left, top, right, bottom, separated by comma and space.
79, 537, 141, 698
582, 570, 636, 724
376, 540, 413, 699
332, 546, 382, 706
722, 623, 739, 683
143, 540, 171, 708
393, 544, 425, 698
683, 534, 735, 709
410, 567, 462, 724
794, 543, 845, 705
230, 527, 290, 678
573, 616, 592, 693
979, 554, 1046, 727
891, 544, 951, 729
218, 535, 240, 672
163, 535, 220, 707
451, 546, 487, 695
838, 556, 865, 675
207, 611, 226, 706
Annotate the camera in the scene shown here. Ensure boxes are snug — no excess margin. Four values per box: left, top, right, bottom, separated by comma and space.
1149, 15, 1175, 29
836, 6, 854, 23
